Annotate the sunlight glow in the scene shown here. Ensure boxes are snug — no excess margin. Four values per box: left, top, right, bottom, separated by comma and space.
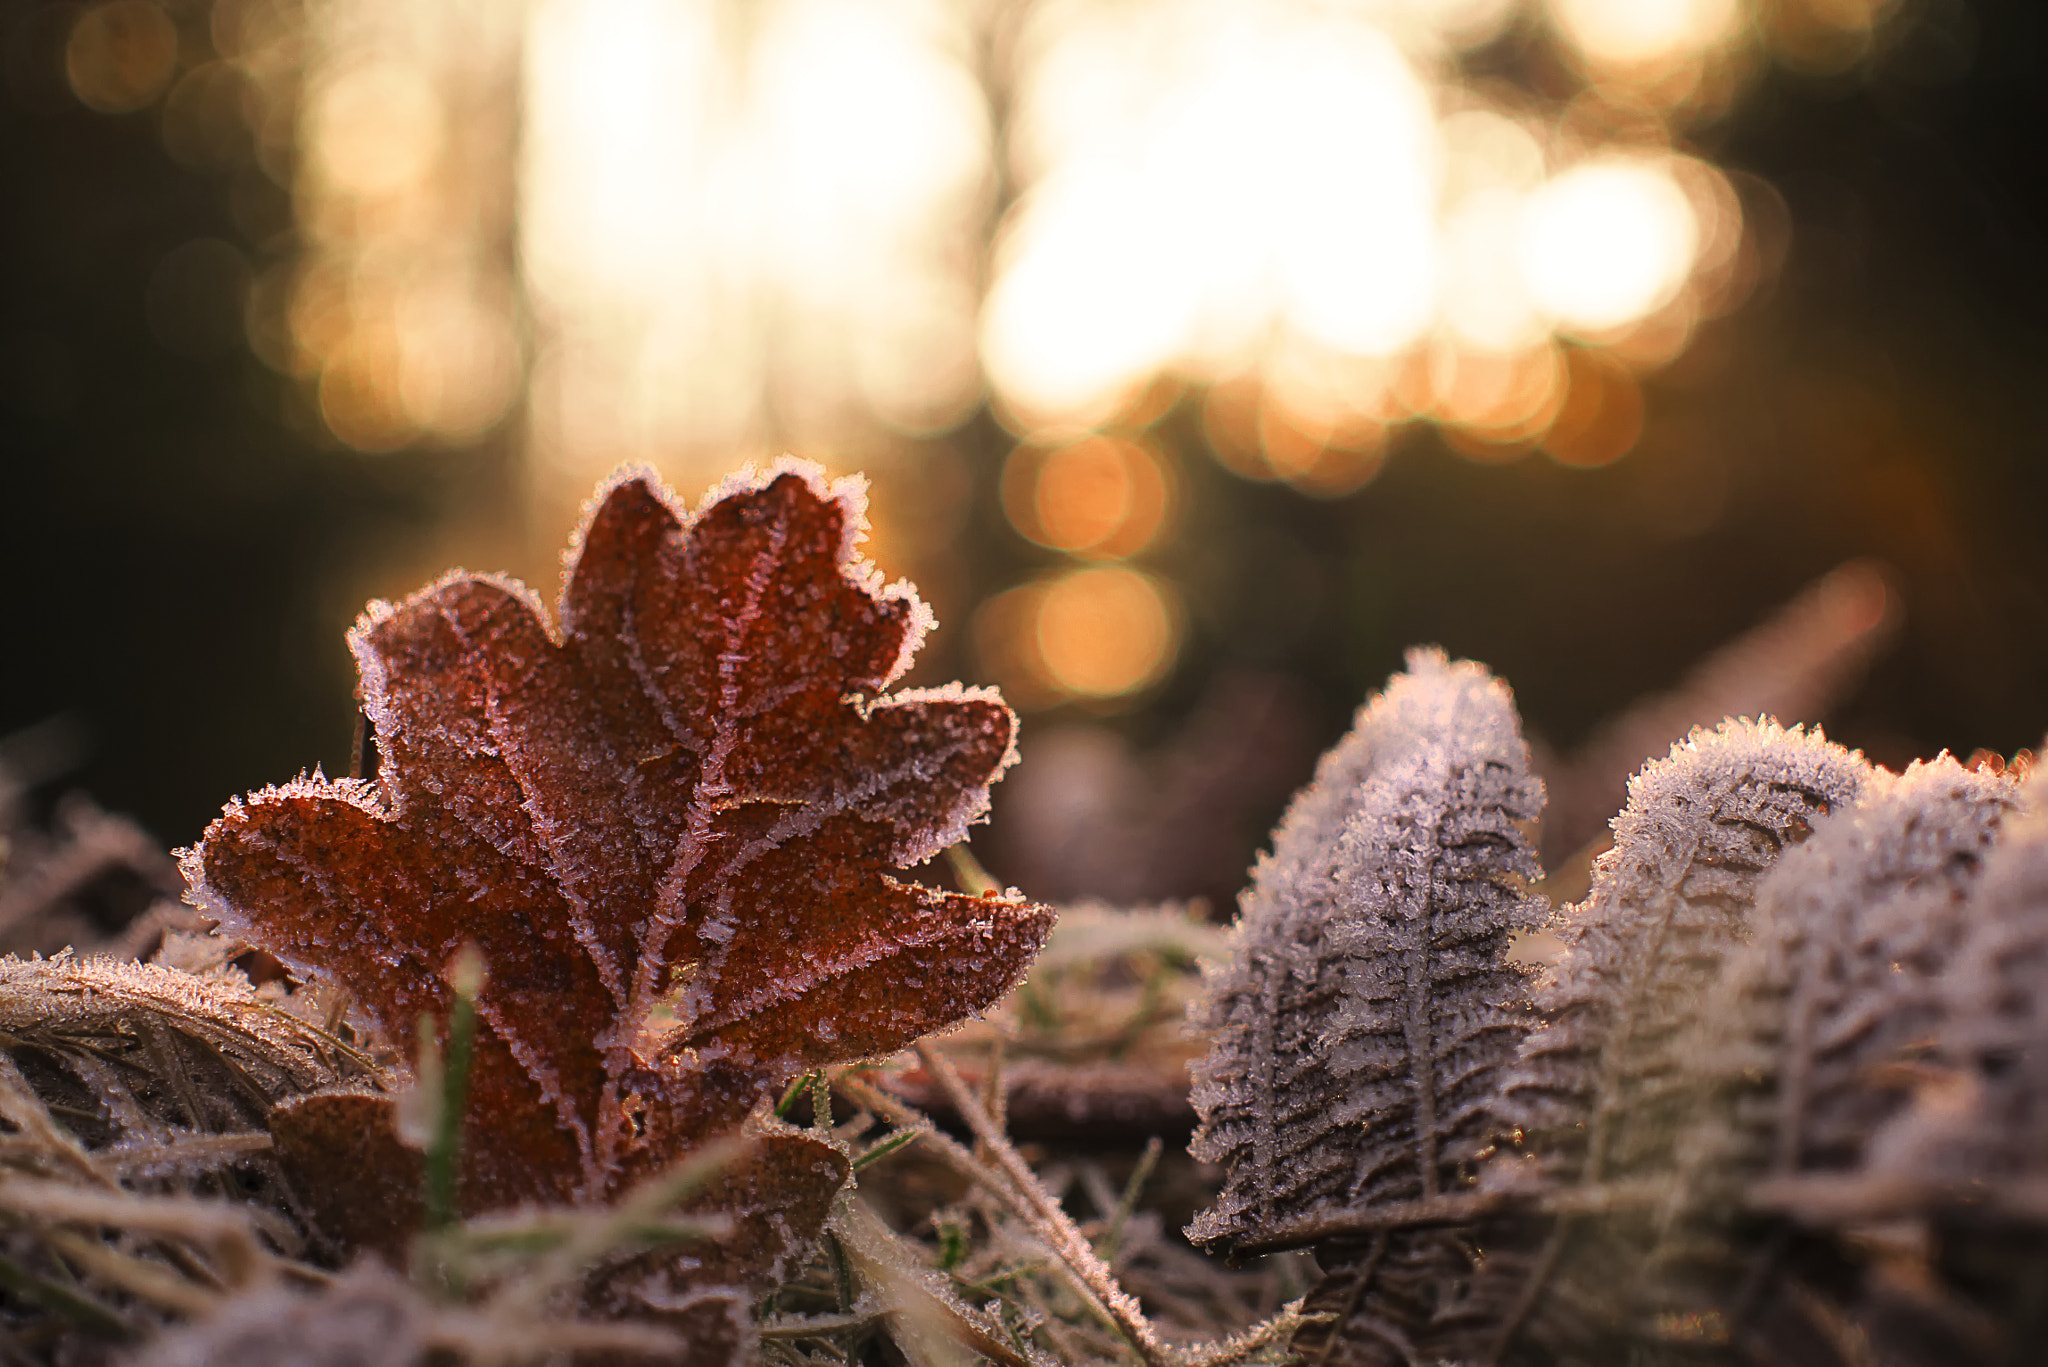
307, 61, 443, 200
185, 0, 1913, 711
1036, 567, 1182, 700
980, 0, 1747, 492
256, 0, 525, 454
220, 0, 1914, 505
1002, 438, 1173, 560
1518, 160, 1702, 334
1549, 0, 1744, 70
521, 0, 990, 488
985, 4, 1442, 429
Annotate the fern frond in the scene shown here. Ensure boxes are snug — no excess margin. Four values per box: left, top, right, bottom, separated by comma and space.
1693, 755, 2020, 1189
1466, 719, 1868, 1361
1188, 649, 1546, 1254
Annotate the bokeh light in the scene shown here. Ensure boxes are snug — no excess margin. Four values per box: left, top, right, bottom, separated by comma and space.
1548, 0, 1745, 72
984, 3, 1444, 430
1002, 437, 1173, 560
66, 1, 178, 115
101, 0, 1924, 709
306, 62, 443, 201
178, 0, 1914, 484
249, 0, 527, 455
976, 567, 1183, 707
1037, 567, 1180, 699
1542, 347, 1646, 466
520, 0, 990, 492
1518, 159, 1702, 334
975, 0, 1762, 507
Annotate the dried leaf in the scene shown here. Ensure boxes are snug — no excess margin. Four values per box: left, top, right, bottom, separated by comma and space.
0, 955, 367, 1186
265, 1092, 427, 1261
1187, 649, 1548, 1256
0, 957, 369, 1346
185, 462, 1055, 1214
127, 1260, 702, 1367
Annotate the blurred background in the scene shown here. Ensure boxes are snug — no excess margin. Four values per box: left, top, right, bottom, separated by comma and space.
3, 0, 2045, 913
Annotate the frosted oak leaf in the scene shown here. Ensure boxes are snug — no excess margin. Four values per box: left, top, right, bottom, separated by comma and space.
187, 461, 1054, 1212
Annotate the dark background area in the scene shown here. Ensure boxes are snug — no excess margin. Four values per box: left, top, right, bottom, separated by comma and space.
3, 0, 2045, 895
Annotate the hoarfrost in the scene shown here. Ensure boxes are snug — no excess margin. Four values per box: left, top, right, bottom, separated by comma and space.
1187, 648, 1546, 1249
186, 463, 1054, 1213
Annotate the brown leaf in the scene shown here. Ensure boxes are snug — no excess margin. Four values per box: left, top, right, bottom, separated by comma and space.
267, 1092, 426, 1262
273, 1091, 845, 1362
581, 1122, 850, 1319
185, 461, 1054, 1215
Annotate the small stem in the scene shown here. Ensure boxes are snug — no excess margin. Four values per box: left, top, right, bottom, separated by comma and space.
45, 1231, 216, 1317
945, 843, 1000, 897
851, 1125, 929, 1171
830, 1228, 858, 1364
775, 1071, 815, 1119
811, 1070, 833, 1132
981, 1035, 1006, 1138
0, 1247, 134, 1341
425, 945, 485, 1231
833, 1073, 1029, 1209
914, 1042, 1174, 1367
1101, 1137, 1162, 1263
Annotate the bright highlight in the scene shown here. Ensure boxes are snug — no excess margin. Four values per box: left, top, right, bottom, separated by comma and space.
1034, 567, 1181, 700
1518, 161, 1701, 334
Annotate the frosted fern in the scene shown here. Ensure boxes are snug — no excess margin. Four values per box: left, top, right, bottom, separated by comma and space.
1872, 774, 2048, 1201
1465, 719, 1868, 1360
1691, 756, 2020, 1189
1605, 756, 2025, 1363
1502, 720, 1868, 1178
0, 954, 367, 1194
1186, 648, 1546, 1257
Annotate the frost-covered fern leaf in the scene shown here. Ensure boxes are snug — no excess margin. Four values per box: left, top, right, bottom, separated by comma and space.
1772, 774, 2048, 1366
1690, 756, 2020, 1192
1501, 720, 1868, 1180
0, 954, 370, 1186
1450, 720, 1867, 1362
1186, 648, 1547, 1254
1598, 758, 2023, 1366
1871, 781, 2048, 1200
